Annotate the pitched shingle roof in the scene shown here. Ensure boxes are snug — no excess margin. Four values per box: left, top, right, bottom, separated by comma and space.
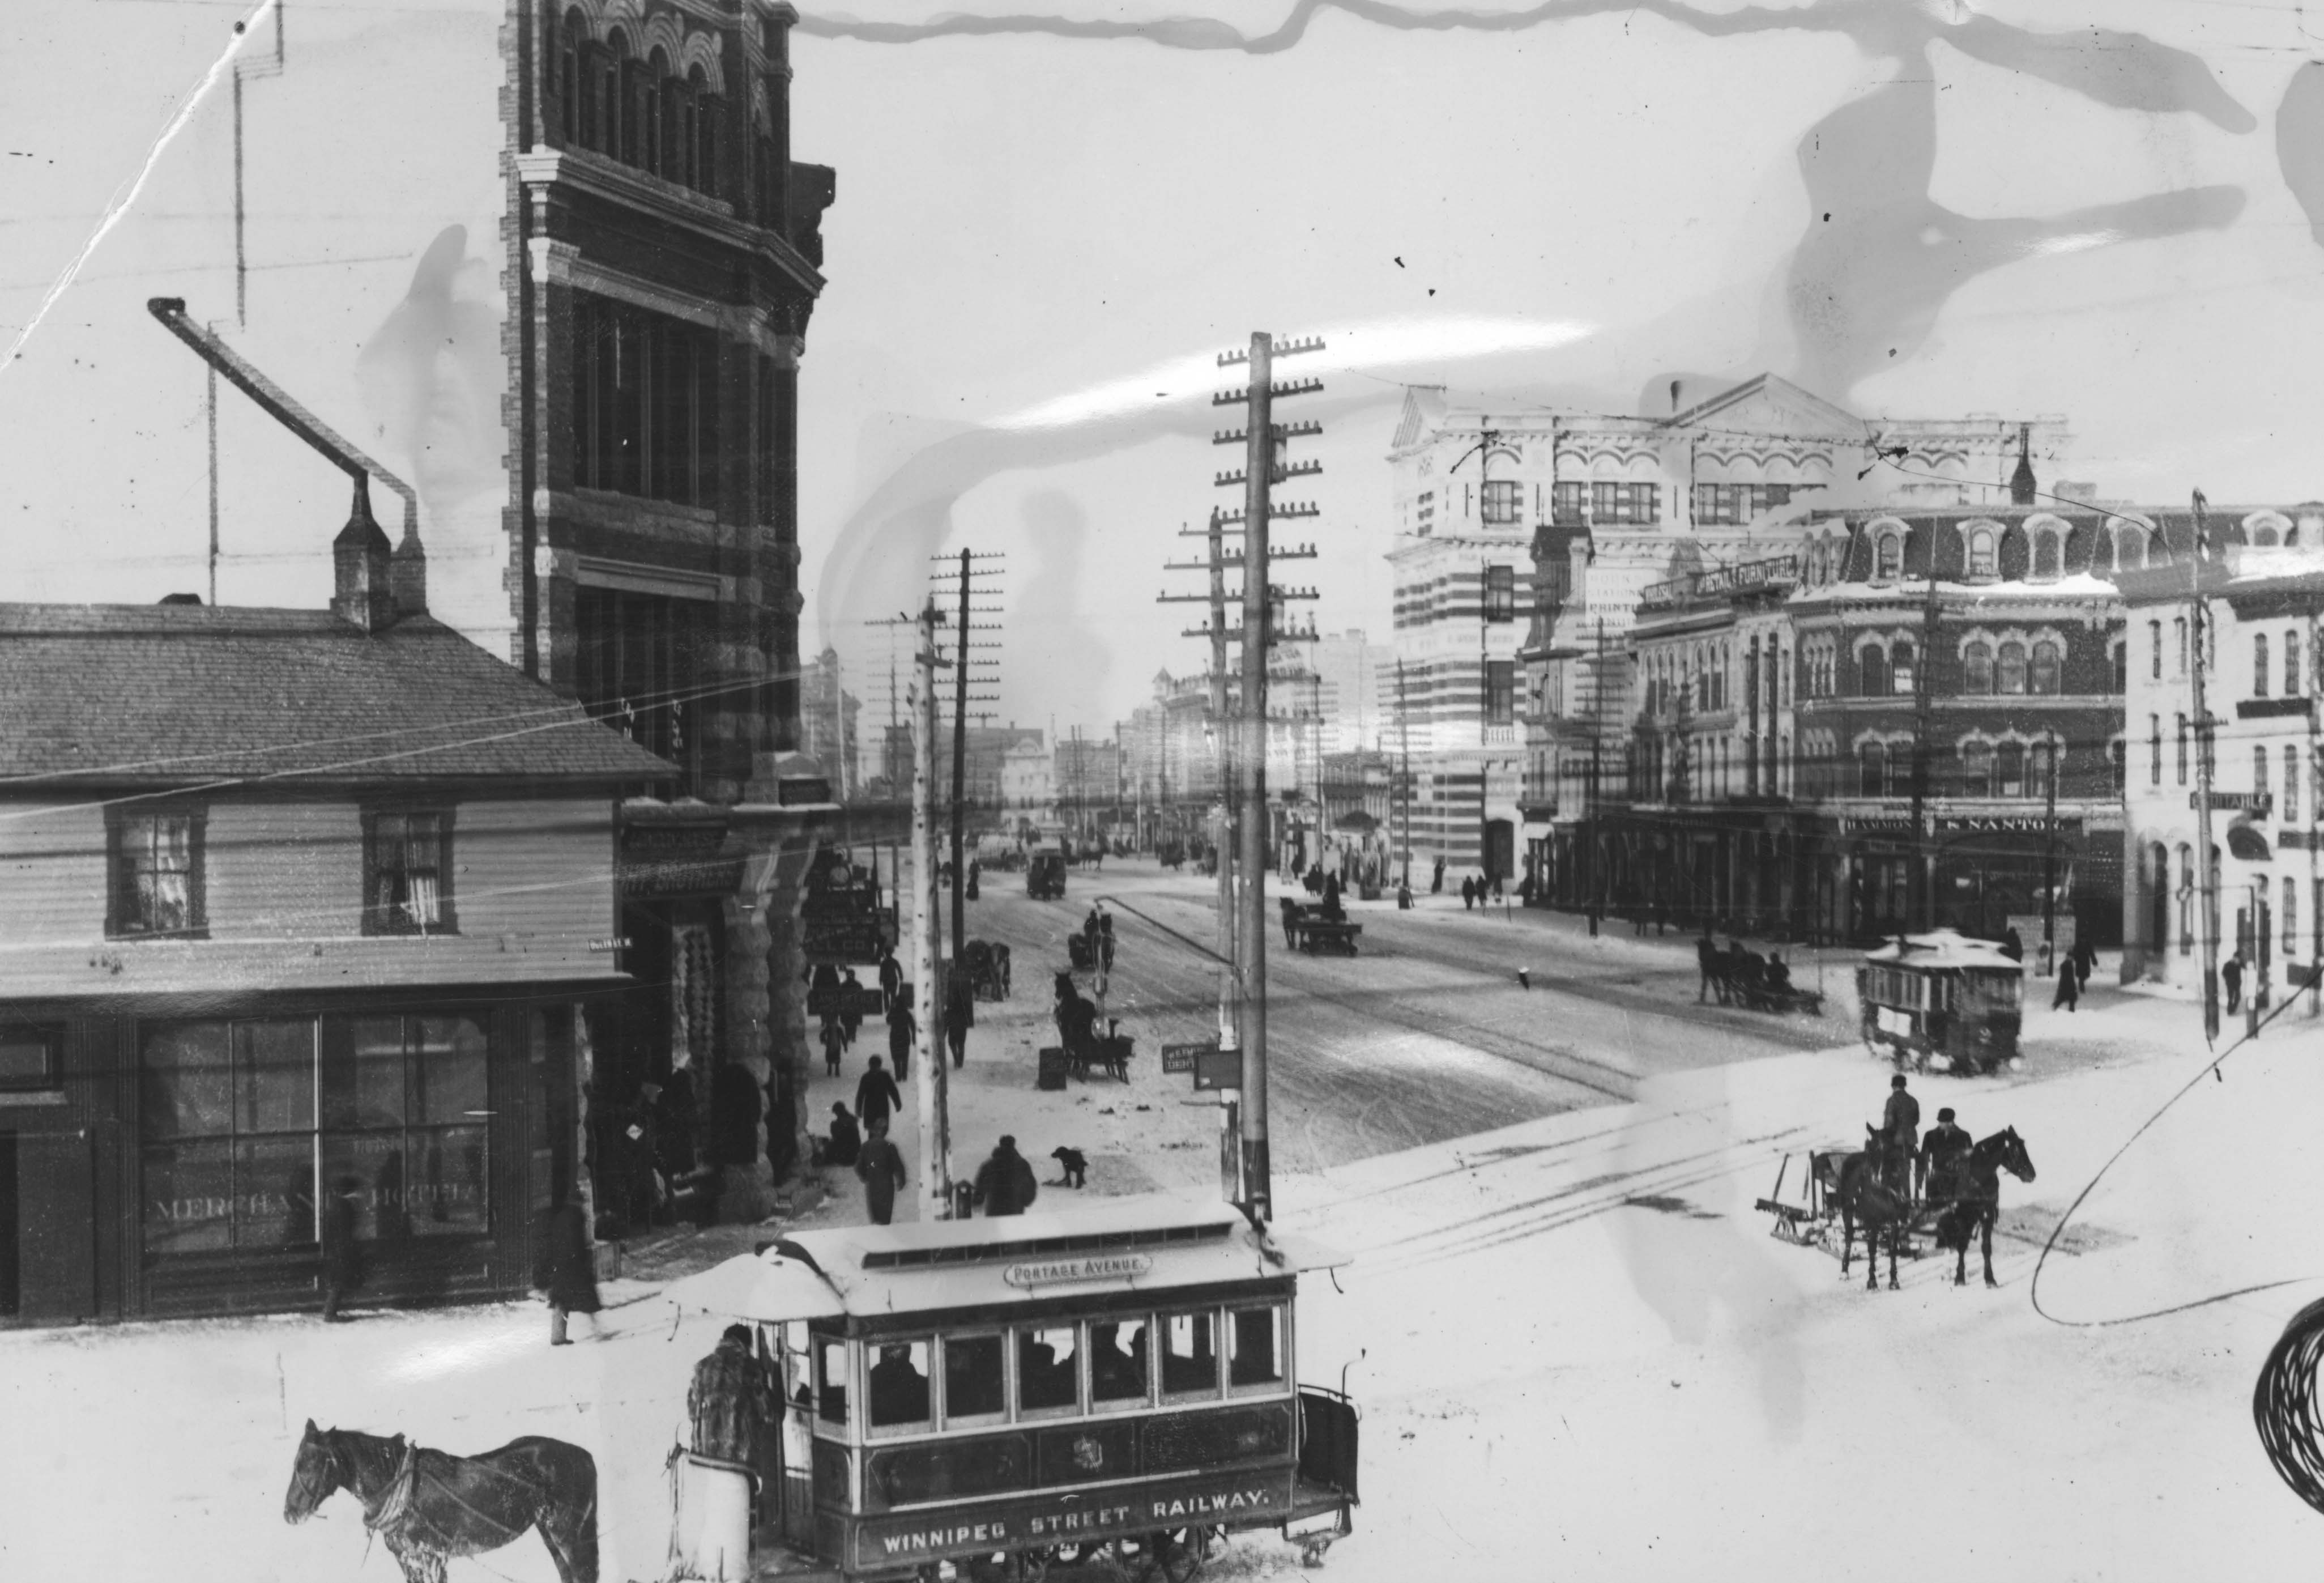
0, 604, 677, 787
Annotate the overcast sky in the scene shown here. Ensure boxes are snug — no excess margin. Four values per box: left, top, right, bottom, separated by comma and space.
6, 0, 2323, 737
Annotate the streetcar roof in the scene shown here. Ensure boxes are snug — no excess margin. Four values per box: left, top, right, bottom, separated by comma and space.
663, 1193, 1346, 1323
1861, 929, 2021, 971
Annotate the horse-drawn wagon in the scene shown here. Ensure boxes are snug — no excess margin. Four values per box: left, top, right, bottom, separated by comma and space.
963, 939, 1013, 1002
661, 1194, 1362, 1580
1756, 1122, 2036, 1290
1857, 930, 2024, 1075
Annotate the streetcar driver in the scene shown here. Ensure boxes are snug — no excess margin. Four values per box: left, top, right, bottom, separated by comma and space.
868, 1342, 929, 1428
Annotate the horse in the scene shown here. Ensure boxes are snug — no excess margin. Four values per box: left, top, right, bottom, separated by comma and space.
1814, 1126, 1916, 1291
1932, 1127, 2037, 1288
284, 1420, 598, 1583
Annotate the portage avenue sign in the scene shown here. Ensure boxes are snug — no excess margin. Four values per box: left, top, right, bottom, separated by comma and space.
1002, 1253, 1153, 1288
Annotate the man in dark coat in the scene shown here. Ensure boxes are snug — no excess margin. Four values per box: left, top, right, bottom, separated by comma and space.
945, 974, 974, 1069
877, 946, 904, 1013
2224, 952, 2245, 1015
1882, 1074, 1921, 1191
824, 1102, 862, 1167
887, 1003, 916, 1082
320, 1174, 364, 1322
1321, 873, 1344, 922
822, 1016, 846, 1077
971, 1136, 1039, 1217
536, 1193, 601, 1345
856, 1055, 905, 1134
1918, 1107, 1972, 1208
2051, 956, 2079, 1012
1460, 875, 1476, 910
1432, 856, 1445, 894
855, 1118, 907, 1225
1055, 986, 1098, 1076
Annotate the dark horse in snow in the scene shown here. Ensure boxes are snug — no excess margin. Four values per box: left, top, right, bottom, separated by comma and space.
1815, 1127, 1915, 1291
1932, 1127, 2037, 1287
284, 1420, 597, 1583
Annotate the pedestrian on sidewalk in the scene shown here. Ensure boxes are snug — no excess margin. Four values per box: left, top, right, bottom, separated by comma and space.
1696, 931, 1721, 1005
319, 1174, 363, 1323
2072, 935, 2096, 993
855, 1118, 907, 1225
824, 1102, 862, 1167
856, 1055, 905, 1134
822, 1016, 846, 1078
945, 974, 974, 1069
888, 1002, 916, 1082
536, 1191, 602, 1346
1461, 875, 1476, 910
2225, 953, 2244, 1015
877, 944, 903, 1013
2052, 957, 2079, 1012
971, 1135, 1039, 1218
1432, 856, 1445, 895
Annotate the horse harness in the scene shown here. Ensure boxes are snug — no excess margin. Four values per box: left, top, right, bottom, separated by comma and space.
364, 1436, 536, 1558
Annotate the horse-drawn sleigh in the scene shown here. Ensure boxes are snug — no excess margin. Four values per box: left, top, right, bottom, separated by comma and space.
1755, 1125, 2036, 1290
1697, 938, 1821, 1016
1281, 900, 1362, 957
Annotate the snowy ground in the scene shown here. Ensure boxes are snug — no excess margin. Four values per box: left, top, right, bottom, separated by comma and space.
6, 929, 2323, 1581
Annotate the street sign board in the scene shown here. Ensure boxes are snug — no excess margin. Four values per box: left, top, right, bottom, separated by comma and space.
1193, 1048, 1243, 1092
1161, 1042, 1216, 1075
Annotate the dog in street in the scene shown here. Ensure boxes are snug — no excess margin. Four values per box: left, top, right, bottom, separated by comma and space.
1051, 1146, 1088, 1189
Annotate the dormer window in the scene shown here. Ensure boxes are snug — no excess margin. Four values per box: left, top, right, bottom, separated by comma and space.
1966, 527, 1997, 580
2031, 529, 2061, 580
1874, 533, 1903, 582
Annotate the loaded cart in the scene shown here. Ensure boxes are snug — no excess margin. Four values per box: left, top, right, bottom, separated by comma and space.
662, 1194, 1360, 1581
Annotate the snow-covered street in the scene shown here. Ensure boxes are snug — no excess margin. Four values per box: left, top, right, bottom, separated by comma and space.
7, 982, 2323, 1582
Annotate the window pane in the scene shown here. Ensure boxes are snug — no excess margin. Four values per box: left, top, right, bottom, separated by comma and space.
1998, 644, 2027, 695
408, 1126, 490, 1236
236, 1020, 314, 1135
1161, 1311, 1218, 1397
237, 1134, 318, 1249
411, 1015, 489, 1126
143, 1022, 233, 1139
321, 1017, 407, 1131
0, 1028, 56, 1088
817, 1337, 850, 1425
1017, 1325, 1079, 1414
943, 1334, 1005, 1421
142, 1140, 233, 1253
1228, 1306, 1283, 1388
322, 1131, 414, 1245
868, 1339, 932, 1430
1090, 1318, 1149, 1405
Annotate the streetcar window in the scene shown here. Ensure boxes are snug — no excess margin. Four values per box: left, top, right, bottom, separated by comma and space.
1228, 1306, 1284, 1390
1017, 1325, 1080, 1416
781, 1326, 812, 1413
816, 1336, 850, 1427
1161, 1310, 1220, 1399
867, 1339, 932, 1434
1089, 1318, 1151, 1409
943, 1333, 1006, 1425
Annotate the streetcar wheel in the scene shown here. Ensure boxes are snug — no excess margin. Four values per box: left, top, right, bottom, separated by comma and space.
1122, 1528, 1206, 1583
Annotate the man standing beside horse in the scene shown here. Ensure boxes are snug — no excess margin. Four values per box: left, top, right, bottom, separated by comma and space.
1882, 1074, 1920, 1194
1918, 1107, 1972, 1209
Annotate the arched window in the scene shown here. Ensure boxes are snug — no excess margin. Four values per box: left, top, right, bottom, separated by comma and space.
2032, 530, 2061, 580
2120, 527, 2148, 571
1998, 641, 2027, 696
696, 86, 723, 201
1960, 738, 1993, 798
2029, 639, 2061, 696
1996, 741, 2025, 798
557, 9, 586, 146
643, 49, 672, 176
1967, 527, 1997, 580
1875, 533, 1903, 581
2256, 524, 2281, 547
1859, 740, 1887, 798
1860, 643, 1888, 699
599, 31, 632, 159
2288, 744, 2302, 822
1891, 639, 1916, 696
2256, 745, 2271, 799
1963, 640, 1993, 693
2110, 639, 2126, 693
2255, 633, 2271, 698
2287, 629, 2304, 696
2030, 739, 2056, 799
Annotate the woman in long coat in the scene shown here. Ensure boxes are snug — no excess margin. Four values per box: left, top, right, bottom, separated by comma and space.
537, 1194, 602, 1345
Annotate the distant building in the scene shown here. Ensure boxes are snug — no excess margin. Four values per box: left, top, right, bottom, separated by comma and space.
1002, 737, 1054, 819
799, 647, 862, 798
1054, 736, 1123, 836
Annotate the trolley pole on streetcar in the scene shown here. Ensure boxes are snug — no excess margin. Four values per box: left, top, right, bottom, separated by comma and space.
910, 600, 952, 1215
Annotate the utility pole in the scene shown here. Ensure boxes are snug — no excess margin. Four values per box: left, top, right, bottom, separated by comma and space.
909, 600, 950, 1216
1397, 658, 1412, 888
2191, 491, 2222, 1042
1215, 331, 1324, 1224
1908, 552, 1940, 932
2042, 725, 2059, 972
930, 553, 1003, 968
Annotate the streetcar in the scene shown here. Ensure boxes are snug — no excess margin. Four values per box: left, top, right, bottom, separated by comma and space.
663, 1193, 1360, 1581
1856, 928, 2025, 1075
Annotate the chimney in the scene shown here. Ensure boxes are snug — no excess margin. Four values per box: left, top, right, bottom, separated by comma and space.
389, 500, 428, 619
1670, 379, 1682, 415
2009, 422, 2037, 507
332, 476, 395, 632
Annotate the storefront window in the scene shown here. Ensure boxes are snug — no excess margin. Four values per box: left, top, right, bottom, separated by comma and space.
140, 1012, 489, 1259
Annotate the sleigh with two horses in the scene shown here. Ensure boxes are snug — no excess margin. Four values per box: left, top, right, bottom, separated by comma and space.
1755, 1125, 2036, 1290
